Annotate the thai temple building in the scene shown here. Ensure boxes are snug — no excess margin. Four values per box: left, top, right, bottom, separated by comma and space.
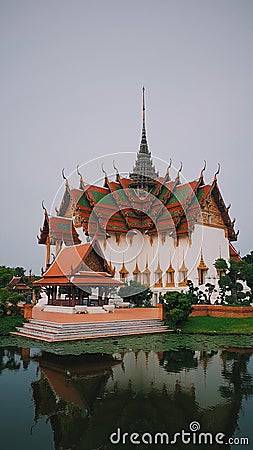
37, 88, 240, 305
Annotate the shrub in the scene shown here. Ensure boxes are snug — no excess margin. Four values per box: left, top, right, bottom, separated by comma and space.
162, 291, 192, 327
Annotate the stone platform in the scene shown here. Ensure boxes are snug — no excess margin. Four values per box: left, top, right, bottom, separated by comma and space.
12, 305, 169, 342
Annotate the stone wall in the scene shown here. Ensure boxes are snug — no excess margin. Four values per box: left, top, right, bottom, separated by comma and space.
190, 304, 253, 318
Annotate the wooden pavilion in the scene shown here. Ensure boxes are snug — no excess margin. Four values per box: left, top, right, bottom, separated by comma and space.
34, 241, 122, 307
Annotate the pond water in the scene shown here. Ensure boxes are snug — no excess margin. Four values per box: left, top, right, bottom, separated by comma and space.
1, 334, 253, 450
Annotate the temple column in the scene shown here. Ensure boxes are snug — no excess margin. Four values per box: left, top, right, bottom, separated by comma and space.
46, 235, 51, 268
55, 240, 62, 257
70, 285, 75, 307
98, 287, 103, 306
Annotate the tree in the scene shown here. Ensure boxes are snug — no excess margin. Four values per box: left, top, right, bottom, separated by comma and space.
215, 258, 252, 305
0, 288, 25, 316
0, 266, 14, 288
162, 291, 192, 327
14, 267, 26, 277
186, 280, 199, 303
118, 280, 152, 307
243, 251, 253, 265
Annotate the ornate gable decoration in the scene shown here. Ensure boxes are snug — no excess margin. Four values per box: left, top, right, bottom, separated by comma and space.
201, 195, 225, 229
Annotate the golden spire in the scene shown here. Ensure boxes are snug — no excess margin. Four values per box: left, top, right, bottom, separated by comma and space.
197, 249, 208, 270
133, 258, 140, 274
179, 251, 188, 272
119, 254, 129, 275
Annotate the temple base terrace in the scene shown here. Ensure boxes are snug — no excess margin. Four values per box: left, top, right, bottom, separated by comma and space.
12, 304, 169, 342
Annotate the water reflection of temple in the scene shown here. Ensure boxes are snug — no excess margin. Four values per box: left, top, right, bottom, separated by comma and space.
29, 348, 253, 450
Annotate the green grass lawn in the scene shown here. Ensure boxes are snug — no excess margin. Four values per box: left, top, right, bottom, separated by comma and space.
181, 316, 253, 334
0, 315, 25, 336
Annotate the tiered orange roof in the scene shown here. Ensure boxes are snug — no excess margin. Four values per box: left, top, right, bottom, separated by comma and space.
34, 242, 121, 287
38, 89, 238, 251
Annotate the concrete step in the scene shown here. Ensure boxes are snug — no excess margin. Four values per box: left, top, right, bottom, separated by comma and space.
14, 318, 169, 342
20, 320, 167, 334
15, 326, 168, 342
23, 321, 166, 331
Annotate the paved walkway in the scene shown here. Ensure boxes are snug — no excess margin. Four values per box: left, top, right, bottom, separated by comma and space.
32, 306, 163, 324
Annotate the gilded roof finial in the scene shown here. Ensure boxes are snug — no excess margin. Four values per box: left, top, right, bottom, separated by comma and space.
142, 86, 146, 131
175, 161, 183, 183
77, 164, 86, 190
165, 158, 172, 181
113, 160, 120, 181
41, 200, 48, 217
139, 86, 149, 153
199, 160, 206, 182
101, 163, 109, 186
214, 163, 221, 182
62, 168, 69, 188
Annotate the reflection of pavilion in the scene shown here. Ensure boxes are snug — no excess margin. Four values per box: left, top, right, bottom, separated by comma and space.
31, 352, 121, 449
30, 348, 253, 450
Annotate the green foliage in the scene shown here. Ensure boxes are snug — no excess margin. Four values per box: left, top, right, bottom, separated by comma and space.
0, 266, 14, 288
215, 258, 228, 271
204, 283, 216, 303
186, 280, 199, 303
0, 288, 25, 317
181, 316, 253, 334
216, 258, 252, 305
0, 265, 27, 288
162, 291, 192, 327
187, 281, 216, 305
0, 315, 25, 336
243, 251, 253, 265
13, 267, 26, 277
118, 280, 152, 307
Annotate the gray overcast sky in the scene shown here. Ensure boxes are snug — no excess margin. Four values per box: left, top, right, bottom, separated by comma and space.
0, 0, 253, 274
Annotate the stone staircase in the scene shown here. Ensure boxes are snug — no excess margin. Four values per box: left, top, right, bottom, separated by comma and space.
13, 318, 169, 342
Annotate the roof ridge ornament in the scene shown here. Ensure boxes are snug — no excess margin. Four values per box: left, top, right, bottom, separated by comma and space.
62, 168, 69, 189
199, 160, 206, 182
42, 200, 48, 217
214, 163, 221, 182
101, 164, 109, 187
77, 164, 86, 190
164, 158, 172, 182
175, 161, 183, 183
113, 160, 120, 182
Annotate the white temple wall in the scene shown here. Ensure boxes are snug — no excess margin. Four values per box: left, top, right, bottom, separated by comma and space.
100, 223, 229, 294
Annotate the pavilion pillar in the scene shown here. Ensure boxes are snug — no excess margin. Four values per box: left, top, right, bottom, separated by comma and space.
104, 287, 109, 305
98, 287, 103, 306
47, 287, 53, 305
70, 285, 75, 307
52, 286, 57, 305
